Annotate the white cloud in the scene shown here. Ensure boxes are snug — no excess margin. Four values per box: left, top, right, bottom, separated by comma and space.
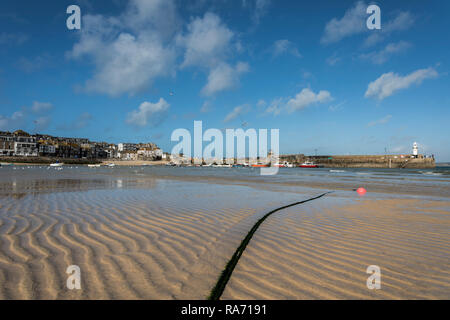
326, 54, 341, 66
287, 88, 332, 112
224, 104, 250, 123
265, 88, 332, 115
321, 1, 367, 44
360, 41, 411, 64
365, 67, 438, 100
363, 11, 415, 47
271, 39, 302, 58
201, 62, 249, 96
31, 101, 53, 113
125, 0, 180, 38
200, 101, 212, 113
177, 12, 249, 96
243, 0, 271, 24
178, 12, 234, 69
0, 111, 25, 131
329, 100, 346, 112
265, 98, 284, 116
321, 1, 414, 46
68, 0, 177, 96
256, 99, 267, 108
126, 98, 170, 127
69, 2, 247, 97
367, 114, 392, 127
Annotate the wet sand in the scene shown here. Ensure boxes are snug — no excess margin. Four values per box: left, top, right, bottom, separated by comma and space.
0, 167, 449, 299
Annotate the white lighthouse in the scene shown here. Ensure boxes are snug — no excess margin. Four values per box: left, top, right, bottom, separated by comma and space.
412, 142, 418, 158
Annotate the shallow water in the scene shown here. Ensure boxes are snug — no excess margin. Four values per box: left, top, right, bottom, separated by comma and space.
0, 165, 449, 199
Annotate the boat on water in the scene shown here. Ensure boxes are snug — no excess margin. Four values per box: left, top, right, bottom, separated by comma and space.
106, 163, 116, 167
272, 162, 289, 168
283, 161, 294, 168
299, 161, 320, 168
88, 164, 101, 168
251, 163, 269, 168
49, 162, 64, 167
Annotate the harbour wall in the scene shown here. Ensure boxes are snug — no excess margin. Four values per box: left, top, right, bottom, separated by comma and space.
279, 154, 435, 169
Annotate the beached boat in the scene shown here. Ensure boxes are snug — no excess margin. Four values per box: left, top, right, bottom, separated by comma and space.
299, 161, 319, 168
49, 162, 64, 167
0, 162, 13, 166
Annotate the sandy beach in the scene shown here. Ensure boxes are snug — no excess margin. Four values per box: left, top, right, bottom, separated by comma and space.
0, 166, 449, 299
222, 197, 450, 299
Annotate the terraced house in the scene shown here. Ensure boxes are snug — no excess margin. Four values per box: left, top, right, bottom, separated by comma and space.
0, 131, 15, 156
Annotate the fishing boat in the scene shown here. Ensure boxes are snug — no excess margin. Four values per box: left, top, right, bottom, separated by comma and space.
299, 161, 319, 168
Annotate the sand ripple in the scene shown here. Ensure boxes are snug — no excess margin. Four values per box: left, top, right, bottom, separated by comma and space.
0, 182, 305, 299
222, 197, 450, 299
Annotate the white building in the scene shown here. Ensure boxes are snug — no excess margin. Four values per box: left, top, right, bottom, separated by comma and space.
39, 144, 56, 155
137, 148, 163, 160
413, 142, 418, 157
118, 143, 137, 152
121, 150, 138, 161
0, 132, 15, 156
14, 134, 38, 156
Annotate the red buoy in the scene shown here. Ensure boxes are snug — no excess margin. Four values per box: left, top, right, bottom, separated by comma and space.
357, 187, 367, 196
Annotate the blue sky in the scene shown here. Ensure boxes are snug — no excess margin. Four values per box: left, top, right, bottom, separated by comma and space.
0, 0, 449, 161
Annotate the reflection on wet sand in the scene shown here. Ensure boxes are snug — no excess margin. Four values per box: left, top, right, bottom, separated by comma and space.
0, 174, 157, 198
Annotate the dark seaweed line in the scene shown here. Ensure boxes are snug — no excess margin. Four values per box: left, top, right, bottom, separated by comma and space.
207, 191, 333, 300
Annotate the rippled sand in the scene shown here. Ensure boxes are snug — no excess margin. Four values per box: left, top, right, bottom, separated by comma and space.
0, 167, 449, 299
0, 179, 310, 299
222, 197, 450, 299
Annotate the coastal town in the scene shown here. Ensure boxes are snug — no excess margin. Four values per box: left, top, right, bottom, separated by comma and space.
0, 130, 436, 168
0, 130, 164, 163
